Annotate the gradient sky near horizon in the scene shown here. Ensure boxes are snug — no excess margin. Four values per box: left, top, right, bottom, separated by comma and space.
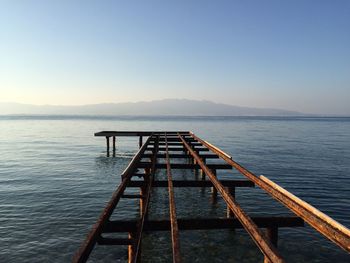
0, 1, 349, 114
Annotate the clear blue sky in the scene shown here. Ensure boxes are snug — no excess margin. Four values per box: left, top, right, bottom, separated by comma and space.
0, 1, 349, 114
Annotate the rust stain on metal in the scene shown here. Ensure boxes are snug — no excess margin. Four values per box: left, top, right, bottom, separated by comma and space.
165, 133, 182, 262
178, 134, 284, 263
190, 132, 350, 253
72, 131, 350, 263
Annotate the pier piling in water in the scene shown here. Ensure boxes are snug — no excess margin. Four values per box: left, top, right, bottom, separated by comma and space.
73, 131, 350, 263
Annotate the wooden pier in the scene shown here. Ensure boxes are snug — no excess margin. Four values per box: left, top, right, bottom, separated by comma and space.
73, 131, 350, 262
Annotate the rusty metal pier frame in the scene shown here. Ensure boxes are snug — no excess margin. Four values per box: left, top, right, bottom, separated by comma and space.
73, 131, 350, 262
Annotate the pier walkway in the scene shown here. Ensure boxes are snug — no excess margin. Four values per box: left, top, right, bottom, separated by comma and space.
73, 131, 350, 263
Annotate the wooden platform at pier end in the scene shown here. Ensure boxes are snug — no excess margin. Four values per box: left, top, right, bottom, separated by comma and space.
73, 131, 350, 263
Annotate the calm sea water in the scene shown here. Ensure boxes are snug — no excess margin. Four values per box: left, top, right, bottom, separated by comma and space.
0, 116, 349, 262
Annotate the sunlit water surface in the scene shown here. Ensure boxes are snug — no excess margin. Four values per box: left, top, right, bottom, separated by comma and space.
0, 116, 349, 262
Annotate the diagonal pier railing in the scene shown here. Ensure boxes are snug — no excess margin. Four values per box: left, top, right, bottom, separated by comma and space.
73, 130, 350, 263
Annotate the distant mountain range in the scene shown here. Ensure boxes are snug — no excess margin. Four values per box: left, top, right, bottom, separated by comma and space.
0, 99, 305, 116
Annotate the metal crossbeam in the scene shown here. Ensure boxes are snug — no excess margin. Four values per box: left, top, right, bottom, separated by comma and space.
74, 130, 349, 262
178, 134, 284, 263
138, 162, 232, 170
127, 180, 254, 188
131, 135, 159, 263
72, 135, 154, 263
103, 217, 304, 233
189, 132, 350, 253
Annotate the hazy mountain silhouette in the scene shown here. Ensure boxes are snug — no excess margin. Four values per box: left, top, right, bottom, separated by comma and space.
0, 99, 304, 116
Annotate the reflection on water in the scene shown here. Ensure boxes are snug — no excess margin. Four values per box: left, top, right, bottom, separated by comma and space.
0, 116, 349, 262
